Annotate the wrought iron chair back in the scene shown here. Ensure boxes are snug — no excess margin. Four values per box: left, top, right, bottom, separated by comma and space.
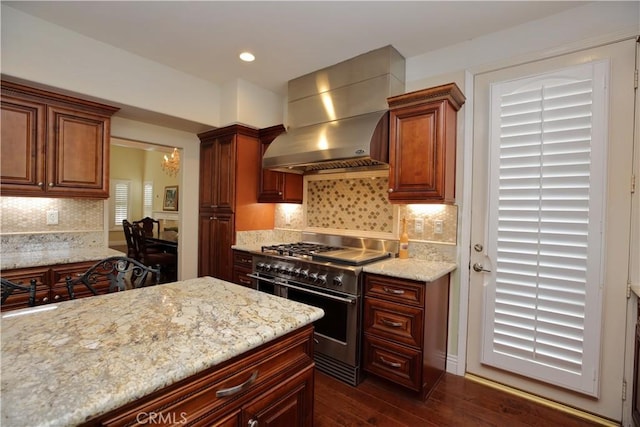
65, 256, 160, 300
1, 278, 37, 307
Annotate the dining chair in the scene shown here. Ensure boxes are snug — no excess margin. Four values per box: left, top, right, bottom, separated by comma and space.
133, 217, 161, 238
65, 256, 160, 300
1, 278, 37, 307
131, 225, 177, 283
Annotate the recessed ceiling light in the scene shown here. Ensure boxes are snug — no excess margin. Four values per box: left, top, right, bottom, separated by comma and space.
239, 52, 255, 62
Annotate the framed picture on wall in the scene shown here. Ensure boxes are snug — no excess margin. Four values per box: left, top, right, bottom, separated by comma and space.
163, 186, 179, 211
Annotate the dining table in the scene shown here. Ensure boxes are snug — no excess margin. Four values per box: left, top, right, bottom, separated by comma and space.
146, 230, 178, 254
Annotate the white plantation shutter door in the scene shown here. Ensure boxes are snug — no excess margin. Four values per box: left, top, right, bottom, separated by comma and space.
482, 61, 608, 396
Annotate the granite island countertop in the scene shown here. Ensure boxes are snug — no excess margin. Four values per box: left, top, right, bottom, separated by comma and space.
1, 276, 324, 427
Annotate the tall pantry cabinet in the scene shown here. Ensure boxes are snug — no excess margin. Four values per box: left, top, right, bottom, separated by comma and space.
197, 125, 274, 281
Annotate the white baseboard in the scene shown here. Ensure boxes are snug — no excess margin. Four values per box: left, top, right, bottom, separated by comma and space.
446, 354, 458, 375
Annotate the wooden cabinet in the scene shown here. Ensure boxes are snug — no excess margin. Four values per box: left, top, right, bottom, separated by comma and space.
386, 83, 465, 204
1, 81, 118, 198
199, 212, 235, 282
258, 125, 303, 204
232, 250, 255, 289
363, 273, 450, 399
1, 260, 112, 311
198, 125, 274, 280
84, 324, 315, 427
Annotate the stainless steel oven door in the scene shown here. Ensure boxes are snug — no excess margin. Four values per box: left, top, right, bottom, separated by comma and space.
250, 272, 359, 366
282, 281, 359, 366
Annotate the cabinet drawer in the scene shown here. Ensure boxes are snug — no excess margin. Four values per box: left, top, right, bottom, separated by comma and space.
0, 268, 50, 311
363, 334, 421, 392
233, 251, 253, 268
233, 267, 255, 289
365, 274, 424, 306
94, 326, 313, 426
364, 297, 423, 348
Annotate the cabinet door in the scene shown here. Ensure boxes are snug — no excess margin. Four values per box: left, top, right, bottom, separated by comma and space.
199, 212, 235, 281
0, 96, 46, 195
46, 106, 110, 198
215, 134, 236, 211
0, 267, 50, 311
200, 141, 217, 210
242, 366, 314, 427
388, 100, 447, 202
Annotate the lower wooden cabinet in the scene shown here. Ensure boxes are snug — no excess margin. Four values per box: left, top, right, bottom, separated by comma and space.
232, 250, 255, 289
83, 325, 315, 427
363, 273, 450, 399
1, 260, 112, 311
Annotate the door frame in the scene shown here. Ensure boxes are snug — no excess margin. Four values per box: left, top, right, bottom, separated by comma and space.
456, 33, 638, 421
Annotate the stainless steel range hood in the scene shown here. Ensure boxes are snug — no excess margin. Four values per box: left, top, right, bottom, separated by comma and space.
263, 46, 405, 174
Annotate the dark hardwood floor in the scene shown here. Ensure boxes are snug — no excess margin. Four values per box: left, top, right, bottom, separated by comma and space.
314, 371, 610, 427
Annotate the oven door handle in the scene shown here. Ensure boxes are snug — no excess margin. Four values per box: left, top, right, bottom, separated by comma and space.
282, 282, 357, 305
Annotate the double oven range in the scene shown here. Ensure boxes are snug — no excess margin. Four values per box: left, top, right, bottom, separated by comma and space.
247, 232, 397, 386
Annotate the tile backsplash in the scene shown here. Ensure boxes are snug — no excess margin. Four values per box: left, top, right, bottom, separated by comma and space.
306, 175, 393, 233
1, 197, 105, 252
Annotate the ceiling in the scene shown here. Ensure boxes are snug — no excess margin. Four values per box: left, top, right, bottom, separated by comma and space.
4, 1, 589, 96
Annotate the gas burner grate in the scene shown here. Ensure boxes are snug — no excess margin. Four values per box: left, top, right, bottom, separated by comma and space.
261, 242, 342, 257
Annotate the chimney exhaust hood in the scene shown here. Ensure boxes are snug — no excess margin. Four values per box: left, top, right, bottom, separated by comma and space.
263, 46, 405, 174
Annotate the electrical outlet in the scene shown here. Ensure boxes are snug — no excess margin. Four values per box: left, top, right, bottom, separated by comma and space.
434, 219, 443, 234
46, 210, 59, 225
414, 219, 424, 234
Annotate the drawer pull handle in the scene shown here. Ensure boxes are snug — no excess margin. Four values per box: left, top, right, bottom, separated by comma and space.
383, 287, 405, 295
216, 370, 258, 397
381, 318, 403, 328
380, 356, 401, 368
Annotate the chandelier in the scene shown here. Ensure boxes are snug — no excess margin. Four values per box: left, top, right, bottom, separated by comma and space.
161, 148, 180, 177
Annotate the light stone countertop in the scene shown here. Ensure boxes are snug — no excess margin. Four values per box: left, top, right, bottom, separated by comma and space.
363, 257, 457, 282
1, 247, 125, 270
1, 276, 324, 427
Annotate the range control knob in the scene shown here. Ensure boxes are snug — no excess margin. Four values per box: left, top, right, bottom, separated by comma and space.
256, 262, 265, 270
333, 274, 344, 286
309, 272, 319, 281
293, 267, 302, 276
300, 269, 309, 279
285, 266, 294, 275
263, 264, 272, 272
317, 273, 328, 285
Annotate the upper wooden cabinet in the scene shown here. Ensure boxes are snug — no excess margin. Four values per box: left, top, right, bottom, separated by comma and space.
387, 83, 465, 204
258, 125, 303, 204
1, 81, 119, 198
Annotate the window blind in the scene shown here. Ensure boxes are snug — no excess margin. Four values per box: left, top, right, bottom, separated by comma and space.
113, 181, 130, 227
143, 182, 153, 218
483, 61, 608, 396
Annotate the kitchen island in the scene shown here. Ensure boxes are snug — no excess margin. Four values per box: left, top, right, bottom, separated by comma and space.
1, 277, 324, 426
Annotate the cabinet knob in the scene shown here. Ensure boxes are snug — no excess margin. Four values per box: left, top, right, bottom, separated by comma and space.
278, 192, 282, 196
388, 188, 394, 193
42, 297, 49, 303
209, 217, 214, 220
48, 182, 54, 187
38, 182, 44, 187
54, 294, 61, 301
